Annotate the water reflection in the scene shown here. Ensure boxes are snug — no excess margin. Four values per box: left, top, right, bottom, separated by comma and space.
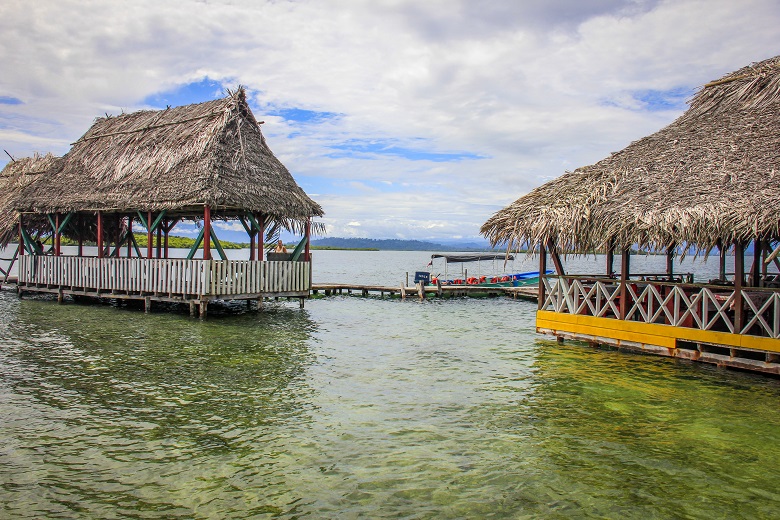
1, 291, 319, 517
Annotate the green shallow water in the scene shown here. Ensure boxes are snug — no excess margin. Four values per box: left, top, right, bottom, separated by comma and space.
2, 290, 780, 519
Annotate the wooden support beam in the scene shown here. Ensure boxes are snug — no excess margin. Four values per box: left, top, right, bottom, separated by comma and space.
734, 241, 745, 332
606, 237, 615, 277
257, 214, 264, 260
749, 239, 761, 287
666, 243, 675, 281
718, 239, 726, 280
97, 211, 104, 258
203, 206, 212, 261
156, 225, 163, 259
305, 218, 311, 262
127, 218, 133, 258
619, 247, 631, 320
546, 239, 565, 276
538, 242, 547, 311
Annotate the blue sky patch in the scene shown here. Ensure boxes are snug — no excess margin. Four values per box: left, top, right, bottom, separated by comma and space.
0, 96, 23, 105
142, 78, 227, 109
265, 107, 340, 124
633, 87, 692, 111
328, 139, 484, 162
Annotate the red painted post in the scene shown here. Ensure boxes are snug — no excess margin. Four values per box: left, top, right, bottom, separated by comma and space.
97, 211, 104, 258
305, 218, 311, 261
203, 206, 212, 261
147, 211, 153, 259
54, 213, 61, 256
156, 226, 162, 258
249, 230, 255, 261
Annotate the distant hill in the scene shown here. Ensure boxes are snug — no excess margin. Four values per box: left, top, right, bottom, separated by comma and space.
310, 237, 501, 252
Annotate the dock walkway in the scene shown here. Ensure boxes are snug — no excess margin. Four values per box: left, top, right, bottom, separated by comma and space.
312, 283, 538, 301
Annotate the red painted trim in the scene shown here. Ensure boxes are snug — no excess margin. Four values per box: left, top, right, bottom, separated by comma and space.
97, 211, 104, 258
147, 211, 153, 259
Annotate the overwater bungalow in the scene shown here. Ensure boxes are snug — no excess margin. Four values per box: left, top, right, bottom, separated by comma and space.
481, 55, 780, 374
0, 88, 323, 316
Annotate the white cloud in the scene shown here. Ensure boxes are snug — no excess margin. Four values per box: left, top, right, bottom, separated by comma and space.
0, 0, 777, 241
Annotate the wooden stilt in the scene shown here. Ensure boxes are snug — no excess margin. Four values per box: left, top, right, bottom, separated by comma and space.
144, 296, 151, 313
189, 301, 197, 317
199, 300, 208, 318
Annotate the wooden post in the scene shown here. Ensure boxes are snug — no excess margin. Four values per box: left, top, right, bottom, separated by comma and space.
147, 211, 153, 259
203, 206, 212, 261
156, 225, 163, 259
54, 213, 61, 256
127, 217, 133, 258
18, 217, 24, 257
606, 239, 615, 277
761, 239, 769, 286
305, 218, 311, 261
718, 239, 726, 281
257, 214, 264, 260
249, 229, 256, 261
97, 211, 104, 258
163, 221, 170, 259
619, 247, 631, 320
538, 242, 547, 311
666, 243, 674, 281
749, 239, 761, 287
734, 241, 744, 333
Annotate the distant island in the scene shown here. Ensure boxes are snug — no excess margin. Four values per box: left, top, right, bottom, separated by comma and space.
309, 237, 502, 252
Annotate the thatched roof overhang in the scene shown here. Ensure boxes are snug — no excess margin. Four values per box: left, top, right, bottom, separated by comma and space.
481, 55, 780, 255
0, 153, 62, 246
11, 89, 323, 234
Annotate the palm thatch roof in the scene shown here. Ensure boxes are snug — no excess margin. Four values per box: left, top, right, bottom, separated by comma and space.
0, 153, 62, 245
481, 55, 780, 255
11, 88, 323, 229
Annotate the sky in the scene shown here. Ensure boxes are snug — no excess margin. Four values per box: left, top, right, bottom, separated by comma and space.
0, 0, 778, 245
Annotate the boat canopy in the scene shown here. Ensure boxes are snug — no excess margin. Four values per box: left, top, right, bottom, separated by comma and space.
431, 253, 514, 264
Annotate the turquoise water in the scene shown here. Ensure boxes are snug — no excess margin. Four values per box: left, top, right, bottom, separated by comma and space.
2, 251, 780, 518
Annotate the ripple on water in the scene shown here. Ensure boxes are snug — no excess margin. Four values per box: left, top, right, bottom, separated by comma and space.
1, 291, 780, 518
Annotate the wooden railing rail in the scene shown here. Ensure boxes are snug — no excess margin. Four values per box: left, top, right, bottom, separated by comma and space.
541, 275, 780, 339
17, 256, 310, 297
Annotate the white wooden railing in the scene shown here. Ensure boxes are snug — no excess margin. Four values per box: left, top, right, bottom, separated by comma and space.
17, 256, 311, 297
542, 276, 780, 339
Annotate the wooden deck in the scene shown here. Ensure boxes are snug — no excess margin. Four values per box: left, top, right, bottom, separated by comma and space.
13, 256, 312, 316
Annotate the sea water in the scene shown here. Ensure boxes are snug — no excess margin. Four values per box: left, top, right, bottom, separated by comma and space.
1, 250, 780, 518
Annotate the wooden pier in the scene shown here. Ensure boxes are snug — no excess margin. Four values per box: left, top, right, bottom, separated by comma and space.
312, 282, 538, 301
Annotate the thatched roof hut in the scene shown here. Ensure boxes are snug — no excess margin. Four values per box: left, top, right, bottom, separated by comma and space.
10, 88, 322, 233
0, 153, 62, 245
481, 55, 780, 255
